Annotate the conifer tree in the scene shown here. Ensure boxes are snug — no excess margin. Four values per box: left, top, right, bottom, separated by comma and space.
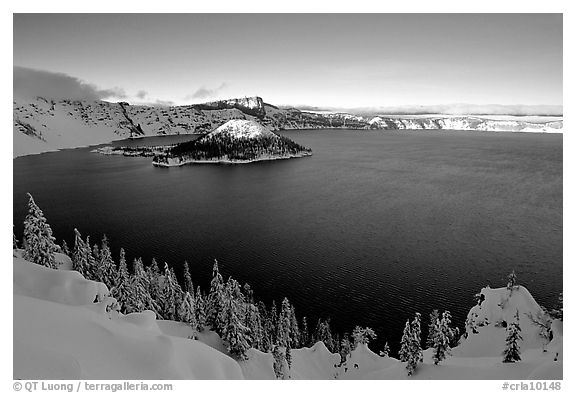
351, 326, 377, 349
289, 305, 301, 348
333, 332, 341, 355
399, 320, 412, 362
258, 301, 274, 352
95, 235, 117, 289
503, 310, 523, 363
195, 286, 207, 331
270, 300, 279, 343
245, 303, 264, 351
182, 261, 194, 294
23, 193, 58, 268
222, 292, 251, 359
130, 258, 158, 315
301, 316, 310, 348
381, 342, 390, 357
72, 229, 90, 277
277, 298, 293, 347
507, 270, 517, 291
243, 283, 254, 305
411, 312, 423, 363
145, 258, 162, 305
286, 344, 292, 371
61, 239, 70, 256
13, 226, 18, 250
426, 309, 440, 349
111, 248, 132, 314
272, 345, 287, 379
339, 333, 352, 364
314, 318, 335, 352
400, 312, 424, 376
160, 263, 182, 320
178, 291, 198, 327
207, 260, 226, 334
432, 311, 455, 365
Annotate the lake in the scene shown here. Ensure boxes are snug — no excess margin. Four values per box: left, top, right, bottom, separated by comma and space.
13, 130, 563, 353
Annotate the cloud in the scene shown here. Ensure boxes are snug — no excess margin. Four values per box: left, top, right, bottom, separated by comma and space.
14, 66, 126, 101
185, 83, 228, 100
136, 90, 148, 99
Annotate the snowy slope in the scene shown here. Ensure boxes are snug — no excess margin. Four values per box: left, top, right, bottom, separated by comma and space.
208, 119, 276, 139
13, 255, 244, 379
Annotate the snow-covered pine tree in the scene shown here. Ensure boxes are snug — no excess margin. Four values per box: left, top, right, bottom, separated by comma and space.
339, 333, 352, 364
270, 300, 279, 344
411, 312, 423, 364
272, 345, 287, 379
286, 344, 292, 371
426, 309, 440, 349
159, 263, 182, 320
277, 298, 292, 347
178, 291, 198, 328
258, 301, 274, 352
503, 310, 523, 363
243, 283, 254, 304
95, 235, 117, 290
314, 318, 335, 352
289, 305, 301, 348
245, 303, 264, 351
507, 270, 517, 291
207, 259, 226, 334
72, 229, 90, 277
61, 239, 70, 256
23, 193, 58, 268
550, 292, 563, 321
351, 326, 377, 349
145, 258, 162, 306
195, 286, 207, 331
432, 311, 454, 365
301, 316, 310, 348
381, 342, 390, 357
111, 248, 132, 314
399, 319, 412, 362
332, 332, 341, 355
129, 258, 159, 315
182, 261, 194, 295
222, 291, 251, 359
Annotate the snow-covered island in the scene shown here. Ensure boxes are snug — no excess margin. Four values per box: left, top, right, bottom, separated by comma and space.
151, 119, 312, 167
13, 193, 563, 380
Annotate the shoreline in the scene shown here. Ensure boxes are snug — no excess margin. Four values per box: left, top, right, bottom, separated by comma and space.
152, 152, 313, 167
15, 127, 563, 159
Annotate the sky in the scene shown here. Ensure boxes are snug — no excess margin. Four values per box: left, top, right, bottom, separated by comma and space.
13, 14, 563, 112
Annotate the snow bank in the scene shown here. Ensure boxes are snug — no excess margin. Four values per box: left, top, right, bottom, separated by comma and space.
13, 256, 244, 379
456, 285, 549, 358
14, 256, 109, 306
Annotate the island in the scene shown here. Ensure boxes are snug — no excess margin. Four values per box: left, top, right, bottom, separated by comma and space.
151, 119, 312, 167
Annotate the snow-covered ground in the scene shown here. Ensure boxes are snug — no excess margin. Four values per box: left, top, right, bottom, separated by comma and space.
13, 250, 562, 380
208, 119, 275, 139
13, 253, 243, 379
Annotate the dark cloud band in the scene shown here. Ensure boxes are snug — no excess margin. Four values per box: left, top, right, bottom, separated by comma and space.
14, 66, 126, 101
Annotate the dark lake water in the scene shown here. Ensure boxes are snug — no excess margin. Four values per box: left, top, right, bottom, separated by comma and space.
13, 130, 563, 354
